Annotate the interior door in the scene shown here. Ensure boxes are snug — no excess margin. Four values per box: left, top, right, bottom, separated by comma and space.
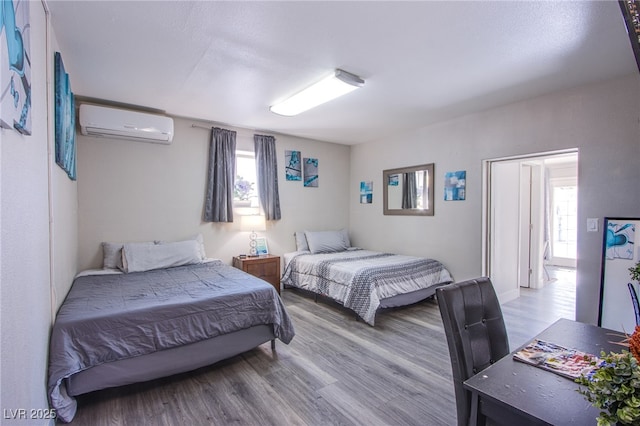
489, 161, 521, 303
519, 165, 532, 288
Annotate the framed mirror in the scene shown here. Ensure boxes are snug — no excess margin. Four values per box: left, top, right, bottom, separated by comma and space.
383, 163, 434, 216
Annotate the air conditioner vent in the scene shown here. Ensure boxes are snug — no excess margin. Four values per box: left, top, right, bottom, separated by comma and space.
79, 104, 174, 144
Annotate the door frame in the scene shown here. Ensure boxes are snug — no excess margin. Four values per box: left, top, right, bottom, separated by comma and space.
481, 149, 578, 290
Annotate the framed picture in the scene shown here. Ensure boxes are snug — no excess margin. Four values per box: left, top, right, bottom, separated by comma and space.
255, 237, 269, 255
444, 171, 466, 201
360, 181, 373, 204
598, 217, 640, 333
0, 0, 32, 134
54, 52, 76, 180
303, 157, 318, 187
619, 0, 640, 73
285, 150, 302, 181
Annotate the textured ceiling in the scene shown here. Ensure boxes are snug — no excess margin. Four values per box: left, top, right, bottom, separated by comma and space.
47, 1, 637, 145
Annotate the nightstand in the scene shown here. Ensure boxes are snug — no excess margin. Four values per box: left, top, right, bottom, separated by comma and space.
233, 255, 281, 294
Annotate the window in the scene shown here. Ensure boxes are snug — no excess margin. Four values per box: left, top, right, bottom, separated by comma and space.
234, 150, 259, 210
551, 183, 577, 260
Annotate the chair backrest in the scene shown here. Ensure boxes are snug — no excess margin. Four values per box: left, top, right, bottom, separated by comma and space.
436, 277, 510, 426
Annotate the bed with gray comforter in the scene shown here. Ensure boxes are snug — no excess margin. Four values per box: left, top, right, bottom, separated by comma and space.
282, 248, 452, 325
48, 261, 295, 423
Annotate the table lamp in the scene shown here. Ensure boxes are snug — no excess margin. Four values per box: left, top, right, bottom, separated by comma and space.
240, 215, 266, 256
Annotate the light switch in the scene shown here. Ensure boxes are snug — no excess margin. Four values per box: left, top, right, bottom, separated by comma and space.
587, 218, 598, 232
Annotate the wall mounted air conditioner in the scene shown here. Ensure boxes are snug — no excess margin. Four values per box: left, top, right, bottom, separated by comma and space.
79, 104, 174, 144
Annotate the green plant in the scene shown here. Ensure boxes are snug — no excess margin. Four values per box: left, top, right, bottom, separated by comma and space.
630, 262, 640, 283
576, 350, 640, 426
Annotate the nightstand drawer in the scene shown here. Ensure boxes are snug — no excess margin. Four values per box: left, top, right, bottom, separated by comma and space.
232, 255, 281, 294
245, 261, 278, 279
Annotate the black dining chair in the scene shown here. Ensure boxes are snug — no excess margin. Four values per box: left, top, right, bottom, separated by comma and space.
436, 277, 510, 426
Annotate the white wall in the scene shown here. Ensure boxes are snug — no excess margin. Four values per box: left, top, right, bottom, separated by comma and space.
350, 73, 640, 325
76, 118, 350, 271
51, 162, 78, 310
1, 2, 57, 423
49, 31, 79, 313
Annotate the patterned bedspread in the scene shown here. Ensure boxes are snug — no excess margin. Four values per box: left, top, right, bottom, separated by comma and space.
282, 249, 452, 325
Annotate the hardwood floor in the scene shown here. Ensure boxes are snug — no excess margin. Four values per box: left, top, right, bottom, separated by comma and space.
64, 271, 576, 426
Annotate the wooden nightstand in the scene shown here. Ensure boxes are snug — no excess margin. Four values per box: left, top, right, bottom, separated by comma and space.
233, 255, 281, 294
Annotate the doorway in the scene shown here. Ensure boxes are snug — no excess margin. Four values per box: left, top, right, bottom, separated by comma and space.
482, 150, 578, 304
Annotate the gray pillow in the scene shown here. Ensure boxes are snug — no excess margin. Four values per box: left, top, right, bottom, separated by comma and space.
295, 231, 310, 251
102, 241, 158, 270
304, 229, 350, 254
122, 240, 202, 273
102, 242, 124, 270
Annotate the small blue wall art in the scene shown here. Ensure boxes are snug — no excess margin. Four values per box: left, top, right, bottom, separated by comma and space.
285, 150, 301, 181
303, 157, 318, 187
444, 170, 466, 201
360, 181, 373, 204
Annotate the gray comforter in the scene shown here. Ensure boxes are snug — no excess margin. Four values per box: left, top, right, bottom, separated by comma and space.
48, 261, 295, 422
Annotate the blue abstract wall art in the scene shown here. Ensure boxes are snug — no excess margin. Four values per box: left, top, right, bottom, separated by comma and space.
285, 150, 301, 181
0, 0, 31, 134
360, 181, 373, 204
444, 170, 466, 201
606, 221, 635, 260
303, 157, 318, 187
54, 52, 76, 180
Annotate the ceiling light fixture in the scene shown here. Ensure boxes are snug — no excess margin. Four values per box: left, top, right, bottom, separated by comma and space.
270, 69, 364, 116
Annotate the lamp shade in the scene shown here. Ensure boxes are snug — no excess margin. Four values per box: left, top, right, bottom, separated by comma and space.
240, 215, 266, 232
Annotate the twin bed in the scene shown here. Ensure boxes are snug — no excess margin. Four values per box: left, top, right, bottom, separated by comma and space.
48, 231, 452, 422
282, 230, 453, 325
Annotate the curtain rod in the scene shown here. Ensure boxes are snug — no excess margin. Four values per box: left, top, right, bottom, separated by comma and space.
191, 124, 212, 130
190, 123, 272, 137
190, 122, 283, 139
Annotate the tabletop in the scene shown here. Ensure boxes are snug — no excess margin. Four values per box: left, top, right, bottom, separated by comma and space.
463, 318, 623, 425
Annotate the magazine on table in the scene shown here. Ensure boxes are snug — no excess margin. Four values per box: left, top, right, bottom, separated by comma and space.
513, 339, 599, 380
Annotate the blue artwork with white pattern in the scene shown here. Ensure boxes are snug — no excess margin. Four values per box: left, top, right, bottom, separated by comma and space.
444, 171, 466, 201
285, 150, 301, 181
0, 0, 31, 134
303, 157, 318, 188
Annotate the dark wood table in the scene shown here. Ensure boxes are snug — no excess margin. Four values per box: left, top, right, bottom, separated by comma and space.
463, 318, 622, 426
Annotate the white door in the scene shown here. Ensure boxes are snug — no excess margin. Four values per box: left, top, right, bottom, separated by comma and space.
519, 165, 532, 288
489, 161, 521, 303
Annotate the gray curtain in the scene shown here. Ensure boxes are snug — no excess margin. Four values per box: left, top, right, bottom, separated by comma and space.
203, 127, 236, 222
402, 172, 417, 209
254, 134, 281, 220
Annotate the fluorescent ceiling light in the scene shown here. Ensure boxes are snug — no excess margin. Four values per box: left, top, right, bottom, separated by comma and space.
270, 69, 364, 116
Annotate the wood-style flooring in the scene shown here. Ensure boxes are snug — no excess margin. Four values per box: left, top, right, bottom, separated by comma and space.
63, 268, 575, 426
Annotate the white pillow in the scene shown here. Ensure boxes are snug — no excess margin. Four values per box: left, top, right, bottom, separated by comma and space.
191, 234, 207, 260
294, 231, 309, 251
122, 240, 203, 273
304, 229, 350, 254
340, 228, 351, 247
148, 235, 206, 260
